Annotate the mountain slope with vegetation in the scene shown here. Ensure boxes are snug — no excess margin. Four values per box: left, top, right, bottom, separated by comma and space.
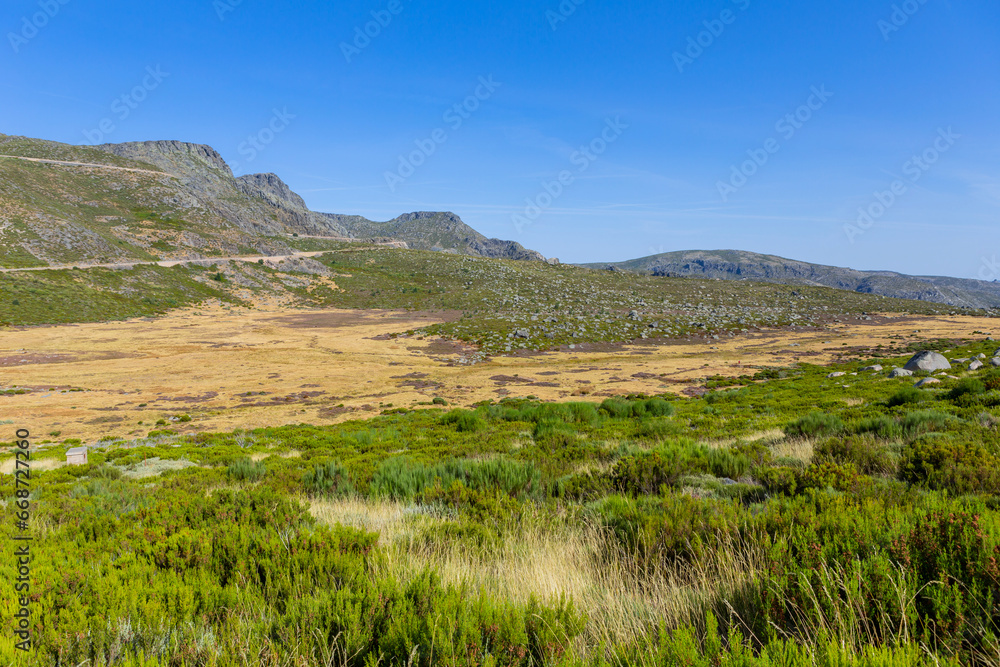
585, 249, 1000, 309
0, 132, 544, 268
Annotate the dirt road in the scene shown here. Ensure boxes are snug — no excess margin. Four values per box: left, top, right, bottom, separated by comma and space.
0, 252, 329, 274
0, 153, 174, 177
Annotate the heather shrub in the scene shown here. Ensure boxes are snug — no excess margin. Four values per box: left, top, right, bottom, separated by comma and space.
302, 460, 354, 498
814, 435, 897, 475
785, 411, 844, 438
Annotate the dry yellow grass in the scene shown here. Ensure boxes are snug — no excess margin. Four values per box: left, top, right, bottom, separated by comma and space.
309, 497, 764, 649
0, 302, 989, 444
771, 438, 816, 464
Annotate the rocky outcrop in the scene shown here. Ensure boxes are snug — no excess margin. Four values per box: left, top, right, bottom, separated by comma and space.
3, 133, 547, 266
236, 173, 308, 210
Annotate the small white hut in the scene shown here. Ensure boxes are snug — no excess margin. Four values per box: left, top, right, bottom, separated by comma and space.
66, 447, 88, 465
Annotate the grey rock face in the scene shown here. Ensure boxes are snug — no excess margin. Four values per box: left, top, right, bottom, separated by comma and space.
861, 365, 883, 372
888, 368, 913, 378
904, 351, 952, 372
916, 378, 942, 388
991, 357, 1000, 367
828, 372, 846, 379
969, 360, 984, 371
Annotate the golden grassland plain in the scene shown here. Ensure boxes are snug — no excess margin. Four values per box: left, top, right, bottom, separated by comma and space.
0, 302, 991, 449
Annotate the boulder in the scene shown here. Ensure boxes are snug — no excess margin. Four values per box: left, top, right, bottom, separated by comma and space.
915, 378, 942, 388
888, 368, 913, 378
828, 372, 846, 379
904, 351, 952, 372
976, 353, 987, 360
861, 365, 883, 372
992, 357, 1000, 368
969, 360, 984, 371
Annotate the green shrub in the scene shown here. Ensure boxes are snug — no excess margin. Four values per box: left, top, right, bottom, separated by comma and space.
227, 457, 265, 482
610, 441, 709, 495
532, 419, 578, 449
948, 378, 986, 402
814, 436, 896, 475
637, 417, 681, 441
88, 464, 123, 480
596, 494, 744, 567
900, 437, 1000, 493
440, 408, 485, 433
431, 396, 448, 405
370, 457, 541, 501
900, 410, 954, 439
854, 415, 902, 440
643, 397, 675, 417
888, 386, 927, 407
600, 398, 634, 419
758, 466, 802, 495
554, 471, 613, 501
801, 460, 865, 493
785, 411, 844, 439
302, 460, 354, 498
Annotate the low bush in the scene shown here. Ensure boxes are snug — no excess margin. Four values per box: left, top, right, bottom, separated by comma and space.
785, 411, 844, 439
227, 457, 265, 482
440, 408, 485, 433
899, 436, 1000, 494
814, 436, 896, 475
302, 460, 354, 498
887, 386, 928, 407
370, 457, 541, 501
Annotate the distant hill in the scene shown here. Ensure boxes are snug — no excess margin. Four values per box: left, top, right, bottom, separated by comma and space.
0, 133, 544, 267
583, 249, 1000, 310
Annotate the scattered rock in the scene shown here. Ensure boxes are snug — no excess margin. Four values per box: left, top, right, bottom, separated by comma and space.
861, 365, 883, 372
888, 368, 913, 378
915, 378, 942, 388
514, 329, 529, 339
969, 360, 984, 371
904, 351, 952, 372
992, 358, 1000, 368
828, 372, 846, 379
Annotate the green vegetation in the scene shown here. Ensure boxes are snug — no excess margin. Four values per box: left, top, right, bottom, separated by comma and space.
4, 341, 1000, 665
0, 265, 242, 326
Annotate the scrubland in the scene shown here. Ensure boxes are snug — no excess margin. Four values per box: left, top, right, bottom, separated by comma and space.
3, 337, 1000, 666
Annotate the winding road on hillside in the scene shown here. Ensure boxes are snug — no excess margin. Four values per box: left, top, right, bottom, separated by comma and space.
0, 252, 331, 274
0, 153, 175, 177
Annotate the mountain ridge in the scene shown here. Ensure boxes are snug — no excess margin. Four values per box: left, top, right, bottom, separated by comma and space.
0, 132, 545, 267
583, 249, 1000, 309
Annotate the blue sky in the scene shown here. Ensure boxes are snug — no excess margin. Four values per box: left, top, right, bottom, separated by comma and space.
2, 0, 998, 278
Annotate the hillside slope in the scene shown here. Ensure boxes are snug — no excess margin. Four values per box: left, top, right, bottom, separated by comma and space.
0, 133, 544, 267
584, 249, 1000, 309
